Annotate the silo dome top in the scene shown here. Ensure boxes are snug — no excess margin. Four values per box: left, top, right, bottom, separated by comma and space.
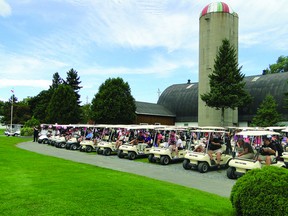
200, 2, 238, 18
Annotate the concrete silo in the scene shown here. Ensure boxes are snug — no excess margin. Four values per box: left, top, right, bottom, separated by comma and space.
198, 2, 239, 127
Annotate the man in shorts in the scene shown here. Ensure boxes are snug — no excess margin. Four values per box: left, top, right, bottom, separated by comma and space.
208, 134, 222, 168
258, 137, 276, 165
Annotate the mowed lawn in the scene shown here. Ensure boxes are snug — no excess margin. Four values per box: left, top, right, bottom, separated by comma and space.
0, 135, 234, 216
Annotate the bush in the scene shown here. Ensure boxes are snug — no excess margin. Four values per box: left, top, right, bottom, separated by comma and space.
230, 166, 288, 216
21, 127, 33, 136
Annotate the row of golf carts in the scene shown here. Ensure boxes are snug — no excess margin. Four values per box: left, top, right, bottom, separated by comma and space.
36, 124, 288, 179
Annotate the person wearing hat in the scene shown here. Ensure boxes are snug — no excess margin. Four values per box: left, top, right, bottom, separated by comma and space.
258, 137, 276, 165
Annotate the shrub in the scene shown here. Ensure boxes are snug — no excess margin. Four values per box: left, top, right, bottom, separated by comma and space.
21, 127, 33, 136
230, 166, 288, 216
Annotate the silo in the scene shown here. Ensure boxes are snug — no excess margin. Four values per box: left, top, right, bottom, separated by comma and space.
198, 2, 239, 127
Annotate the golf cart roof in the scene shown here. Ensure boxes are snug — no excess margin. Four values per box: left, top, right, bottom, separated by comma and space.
236, 130, 280, 136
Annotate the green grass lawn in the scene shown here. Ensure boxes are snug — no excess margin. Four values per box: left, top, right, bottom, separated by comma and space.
0, 136, 234, 216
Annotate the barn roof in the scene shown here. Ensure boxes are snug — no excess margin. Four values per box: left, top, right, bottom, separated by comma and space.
135, 101, 175, 117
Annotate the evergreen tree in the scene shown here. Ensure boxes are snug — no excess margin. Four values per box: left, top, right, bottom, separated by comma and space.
201, 39, 252, 126
50, 72, 63, 89
46, 84, 80, 124
64, 68, 82, 104
28, 89, 54, 123
251, 94, 282, 127
91, 77, 136, 124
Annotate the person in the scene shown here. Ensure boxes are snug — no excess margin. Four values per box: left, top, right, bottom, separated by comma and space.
115, 129, 126, 149
237, 138, 254, 159
85, 129, 93, 140
144, 132, 152, 147
207, 134, 222, 168
258, 137, 276, 165
156, 131, 163, 147
271, 135, 284, 161
130, 131, 145, 146
168, 131, 178, 157
33, 126, 39, 142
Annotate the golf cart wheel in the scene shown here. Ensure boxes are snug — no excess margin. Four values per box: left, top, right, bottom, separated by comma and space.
70, 144, 77, 150
227, 167, 237, 179
148, 154, 155, 163
104, 148, 112, 156
86, 146, 93, 153
160, 155, 170, 165
198, 162, 209, 173
38, 140, 42, 144
43, 139, 48, 144
117, 150, 124, 158
182, 159, 191, 170
60, 143, 66, 148
128, 152, 136, 160
96, 148, 102, 154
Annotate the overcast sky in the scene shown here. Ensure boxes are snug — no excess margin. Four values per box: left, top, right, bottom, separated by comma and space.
1, 0, 287, 104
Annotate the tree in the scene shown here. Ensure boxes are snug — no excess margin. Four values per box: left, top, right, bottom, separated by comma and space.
91, 77, 136, 124
200, 39, 252, 126
50, 72, 63, 89
251, 94, 282, 127
28, 89, 54, 123
46, 84, 81, 124
263, 55, 288, 74
64, 68, 82, 104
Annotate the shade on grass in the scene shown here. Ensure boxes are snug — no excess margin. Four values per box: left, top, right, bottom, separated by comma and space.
0, 136, 234, 216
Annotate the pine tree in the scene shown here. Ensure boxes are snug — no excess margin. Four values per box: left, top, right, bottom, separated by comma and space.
50, 72, 63, 89
251, 94, 282, 127
46, 84, 80, 124
201, 39, 252, 126
64, 68, 82, 104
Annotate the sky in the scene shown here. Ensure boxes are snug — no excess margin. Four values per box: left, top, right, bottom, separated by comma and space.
0, 0, 288, 105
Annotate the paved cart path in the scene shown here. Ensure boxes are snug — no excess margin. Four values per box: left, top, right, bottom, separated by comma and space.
17, 142, 236, 198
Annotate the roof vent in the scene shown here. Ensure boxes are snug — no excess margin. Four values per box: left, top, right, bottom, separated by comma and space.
187, 79, 191, 84
252, 76, 260, 82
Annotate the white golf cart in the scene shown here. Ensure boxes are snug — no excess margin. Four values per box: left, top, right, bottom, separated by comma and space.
226, 130, 286, 179
117, 125, 155, 160
5, 124, 22, 136
148, 126, 187, 165
97, 125, 130, 156
182, 128, 232, 173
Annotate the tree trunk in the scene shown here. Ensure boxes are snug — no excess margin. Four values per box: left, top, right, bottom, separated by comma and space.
221, 107, 225, 127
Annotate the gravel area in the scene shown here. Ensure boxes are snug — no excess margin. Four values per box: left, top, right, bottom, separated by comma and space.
17, 141, 236, 198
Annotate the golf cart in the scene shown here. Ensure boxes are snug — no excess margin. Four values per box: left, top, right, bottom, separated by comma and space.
282, 152, 288, 168
54, 136, 67, 148
148, 127, 187, 165
226, 130, 286, 179
5, 124, 22, 136
117, 125, 155, 160
80, 139, 98, 152
182, 128, 232, 173
65, 135, 81, 150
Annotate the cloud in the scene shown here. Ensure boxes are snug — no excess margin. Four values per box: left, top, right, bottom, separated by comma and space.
0, 0, 11, 17
0, 79, 50, 88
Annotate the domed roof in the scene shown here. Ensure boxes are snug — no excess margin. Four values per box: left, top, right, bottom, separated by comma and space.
200, 2, 238, 18
157, 72, 288, 123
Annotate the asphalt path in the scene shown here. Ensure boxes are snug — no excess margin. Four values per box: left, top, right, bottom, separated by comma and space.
17, 141, 236, 198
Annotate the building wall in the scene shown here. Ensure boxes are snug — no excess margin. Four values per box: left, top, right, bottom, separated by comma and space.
198, 12, 238, 126
135, 114, 175, 125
